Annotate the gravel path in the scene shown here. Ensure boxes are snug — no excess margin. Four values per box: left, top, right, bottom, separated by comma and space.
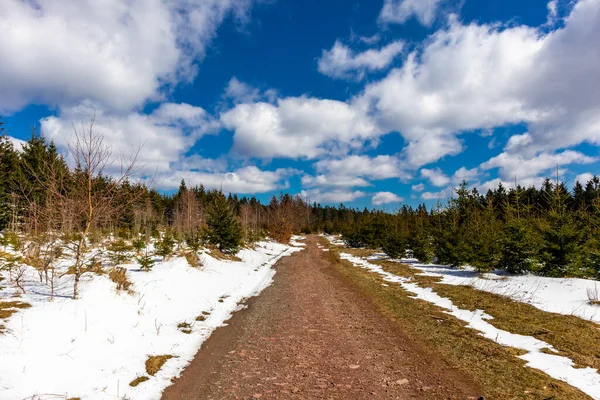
162, 236, 482, 399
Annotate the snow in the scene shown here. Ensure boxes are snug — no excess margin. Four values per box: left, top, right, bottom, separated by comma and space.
382, 259, 600, 324
289, 235, 306, 247
0, 240, 302, 400
339, 252, 600, 399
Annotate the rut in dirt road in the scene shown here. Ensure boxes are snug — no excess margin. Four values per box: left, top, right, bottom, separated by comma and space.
162, 236, 482, 399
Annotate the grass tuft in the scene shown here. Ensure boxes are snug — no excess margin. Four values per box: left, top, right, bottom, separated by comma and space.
108, 267, 133, 293
177, 321, 192, 334
129, 375, 150, 387
0, 300, 31, 319
145, 355, 174, 376
185, 251, 202, 268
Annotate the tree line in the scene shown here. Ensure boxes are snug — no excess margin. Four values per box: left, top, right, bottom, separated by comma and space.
1, 118, 600, 279
340, 177, 600, 278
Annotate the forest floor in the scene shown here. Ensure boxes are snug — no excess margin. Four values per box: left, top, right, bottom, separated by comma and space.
162, 236, 483, 399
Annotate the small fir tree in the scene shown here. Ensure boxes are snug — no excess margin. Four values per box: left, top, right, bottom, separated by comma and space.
155, 231, 175, 258
206, 192, 242, 254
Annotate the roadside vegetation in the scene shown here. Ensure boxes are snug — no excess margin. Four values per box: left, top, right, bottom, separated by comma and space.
321, 239, 590, 399
340, 176, 600, 279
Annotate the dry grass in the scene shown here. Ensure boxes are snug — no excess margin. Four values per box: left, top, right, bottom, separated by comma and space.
206, 245, 242, 262
342, 247, 379, 258
184, 251, 202, 268
145, 355, 174, 376
370, 258, 600, 372
0, 300, 31, 334
587, 285, 600, 305
177, 321, 192, 334
0, 300, 31, 319
323, 245, 589, 399
108, 267, 133, 293
129, 375, 150, 387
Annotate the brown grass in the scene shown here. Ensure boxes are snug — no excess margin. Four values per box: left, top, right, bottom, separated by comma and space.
108, 267, 133, 293
177, 321, 192, 334
324, 246, 589, 399
145, 355, 174, 376
129, 376, 150, 387
0, 300, 31, 319
184, 251, 202, 268
206, 245, 241, 262
370, 258, 600, 372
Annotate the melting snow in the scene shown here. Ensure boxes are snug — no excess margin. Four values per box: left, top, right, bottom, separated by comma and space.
0, 241, 302, 400
340, 252, 600, 400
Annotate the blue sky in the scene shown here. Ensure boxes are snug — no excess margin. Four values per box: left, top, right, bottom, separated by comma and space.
1, 0, 599, 208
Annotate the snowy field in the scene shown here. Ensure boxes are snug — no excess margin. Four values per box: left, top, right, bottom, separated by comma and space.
0, 238, 304, 400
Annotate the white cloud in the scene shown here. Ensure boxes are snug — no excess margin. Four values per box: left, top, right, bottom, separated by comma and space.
480, 150, 596, 182
420, 168, 450, 187
412, 183, 425, 192
223, 77, 261, 105
355, 34, 381, 45
575, 172, 594, 185
300, 189, 367, 204
301, 155, 410, 192
0, 0, 258, 113
314, 155, 409, 180
161, 166, 298, 193
421, 188, 454, 200
301, 174, 371, 189
453, 166, 480, 183
358, 0, 600, 167
372, 192, 403, 205
379, 0, 445, 26
40, 102, 220, 177
317, 40, 404, 80
221, 96, 381, 159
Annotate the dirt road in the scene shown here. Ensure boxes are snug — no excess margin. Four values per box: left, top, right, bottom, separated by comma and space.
162, 236, 482, 399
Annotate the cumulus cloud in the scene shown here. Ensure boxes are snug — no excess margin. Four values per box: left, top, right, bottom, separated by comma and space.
301, 155, 410, 194
358, 0, 600, 167
412, 183, 425, 192
223, 77, 261, 105
300, 189, 367, 204
420, 168, 450, 187
317, 40, 404, 80
314, 155, 409, 181
379, 0, 445, 26
0, 0, 258, 113
221, 97, 381, 159
480, 150, 596, 182
372, 192, 403, 205
161, 165, 298, 193
575, 172, 595, 185
40, 102, 220, 179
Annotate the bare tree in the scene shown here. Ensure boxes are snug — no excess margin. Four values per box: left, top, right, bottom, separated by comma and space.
63, 118, 140, 298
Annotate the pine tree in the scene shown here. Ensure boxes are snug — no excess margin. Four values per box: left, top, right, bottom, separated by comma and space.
382, 231, 407, 259
0, 120, 19, 230
539, 177, 581, 276
206, 192, 242, 254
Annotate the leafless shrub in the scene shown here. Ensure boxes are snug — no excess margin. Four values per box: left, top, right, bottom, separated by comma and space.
587, 284, 600, 305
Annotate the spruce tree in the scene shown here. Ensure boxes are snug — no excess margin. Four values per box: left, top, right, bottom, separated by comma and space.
207, 192, 242, 254
539, 179, 581, 276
